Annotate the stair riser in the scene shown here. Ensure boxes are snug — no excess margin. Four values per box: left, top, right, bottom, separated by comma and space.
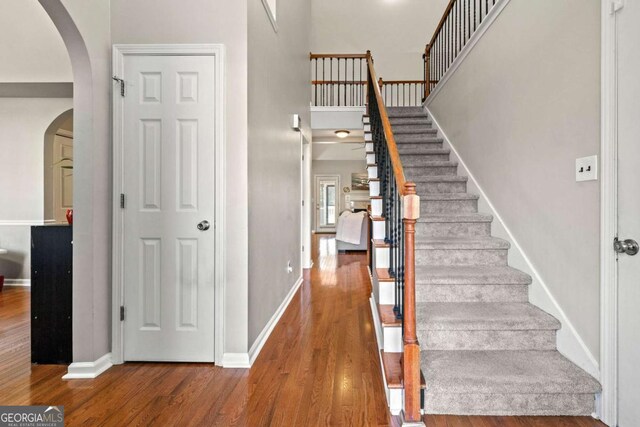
371, 197, 382, 215
401, 153, 451, 165
365, 132, 372, 142
372, 221, 385, 240
368, 165, 378, 179
366, 153, 375, 164
421, 199, 478, 214
365, 142, 373, 151
416, 181, 467, 194
418, 330, 557, 351
364, 123, 371, 132
383, 327, 403, 353
416, 248, 508, 266
378, 281, 395, 305
370, 181, 380, 198
375, 247, 389, 268
424, 392, 596, 416
397, 142, 444, 152
416, 221, 492, 238
405, 166, 458, 177
416, 284, 529, 303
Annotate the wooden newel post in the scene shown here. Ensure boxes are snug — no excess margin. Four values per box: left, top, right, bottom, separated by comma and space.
402, 182, 423, 426
424, 44, 431, 101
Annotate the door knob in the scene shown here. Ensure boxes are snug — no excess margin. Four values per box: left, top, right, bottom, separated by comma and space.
614, 237, 639, 256
197, 220, 210, 231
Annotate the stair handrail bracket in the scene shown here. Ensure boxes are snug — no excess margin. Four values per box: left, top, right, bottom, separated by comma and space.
366, 53, 423, 425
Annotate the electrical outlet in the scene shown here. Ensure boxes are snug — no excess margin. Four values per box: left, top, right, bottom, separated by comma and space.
287, 260, 293, 274
576, 155, 598, 182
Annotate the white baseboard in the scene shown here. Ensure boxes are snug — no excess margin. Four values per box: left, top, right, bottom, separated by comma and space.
220, 353, 251, 368
427, 108, 600, 380
62, 353, 113, 380
248, 275, 304, 366
4, 279, 31, 287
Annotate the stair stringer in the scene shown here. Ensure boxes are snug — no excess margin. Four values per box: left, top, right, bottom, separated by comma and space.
425, 106, 600, 386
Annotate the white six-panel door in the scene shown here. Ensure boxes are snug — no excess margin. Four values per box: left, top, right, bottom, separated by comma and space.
122, 54, 216, 362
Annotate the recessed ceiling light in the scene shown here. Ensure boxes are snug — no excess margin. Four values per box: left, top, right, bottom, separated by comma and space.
335, 130, 350, 139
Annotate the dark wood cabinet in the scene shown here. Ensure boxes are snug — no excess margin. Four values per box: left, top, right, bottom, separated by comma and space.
31, 225, 72, 364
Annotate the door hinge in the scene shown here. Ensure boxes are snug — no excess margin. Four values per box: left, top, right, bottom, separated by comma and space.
302, 200, 304, 206
302, 245, 304, 252
113, 76, 125, 97
120, 193, 125, 209
120, 306, 125, 321
611, 0, 624, 14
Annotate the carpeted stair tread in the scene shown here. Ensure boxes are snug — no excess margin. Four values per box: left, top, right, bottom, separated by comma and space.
399, 148, 451, 156
411, 174, 467, 183
392, 128, 438, 135
422, 350, 601, 395
404, 161, 458, 168
415, 302, 560, 331
415, 265, 532, 285
418, 213, 493, 223
386, 106, 424, 117
389, 118, 433, 126
415, 237, 510, 250
420, 193, 479, 201
395, 136, 443, 144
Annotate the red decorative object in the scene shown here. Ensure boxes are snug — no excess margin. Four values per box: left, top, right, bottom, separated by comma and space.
66, 209, 73, 225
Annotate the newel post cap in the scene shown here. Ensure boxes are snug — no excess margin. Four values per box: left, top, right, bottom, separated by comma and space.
403, 182, 420, 220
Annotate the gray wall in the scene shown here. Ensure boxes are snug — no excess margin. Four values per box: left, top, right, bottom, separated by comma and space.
311, 0, 449, 80
111, 0, 251, 356
427, 0, 601, 358
247, 0, 312, 348
0, 0, 72, 82
311, 160, 367, 230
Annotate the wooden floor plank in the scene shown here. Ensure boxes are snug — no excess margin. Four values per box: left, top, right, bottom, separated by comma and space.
0, 237, 606, 426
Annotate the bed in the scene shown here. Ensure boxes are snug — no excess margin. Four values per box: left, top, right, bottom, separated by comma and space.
336, 209, 369, 252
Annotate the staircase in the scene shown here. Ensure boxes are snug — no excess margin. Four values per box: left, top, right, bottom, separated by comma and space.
372, 106, 601, 416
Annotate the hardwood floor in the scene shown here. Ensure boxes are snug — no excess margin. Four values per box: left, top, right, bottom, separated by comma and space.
0, 236, 606, 426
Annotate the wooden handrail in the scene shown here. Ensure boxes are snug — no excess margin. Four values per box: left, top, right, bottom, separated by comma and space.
366, 55, 407, 196
309, 53, 369, 59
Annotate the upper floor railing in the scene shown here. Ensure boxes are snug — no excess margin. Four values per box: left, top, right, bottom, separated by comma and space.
310, 52, 425, 108
424, 0, 499, 99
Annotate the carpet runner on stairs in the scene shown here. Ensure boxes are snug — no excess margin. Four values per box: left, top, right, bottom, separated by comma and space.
386, 106, 600, 416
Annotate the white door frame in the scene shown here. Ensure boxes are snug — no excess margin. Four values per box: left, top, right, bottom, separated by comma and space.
600, 1, 620, 424
314, 174, 341, 232
111, 44, 226, 365
301, 134, 312, 270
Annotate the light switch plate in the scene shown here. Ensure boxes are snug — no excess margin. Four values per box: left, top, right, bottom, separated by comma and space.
576, 155, 598, 182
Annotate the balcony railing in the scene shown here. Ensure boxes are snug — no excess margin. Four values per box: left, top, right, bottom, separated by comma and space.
310, 53, 425, 107
424, 0, 500, 99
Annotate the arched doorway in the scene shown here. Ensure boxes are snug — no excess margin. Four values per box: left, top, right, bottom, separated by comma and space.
43, 108, 73, 223
38, 1, 112, 373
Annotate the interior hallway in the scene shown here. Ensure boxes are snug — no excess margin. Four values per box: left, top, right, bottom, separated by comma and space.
0, 235, 604, 426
